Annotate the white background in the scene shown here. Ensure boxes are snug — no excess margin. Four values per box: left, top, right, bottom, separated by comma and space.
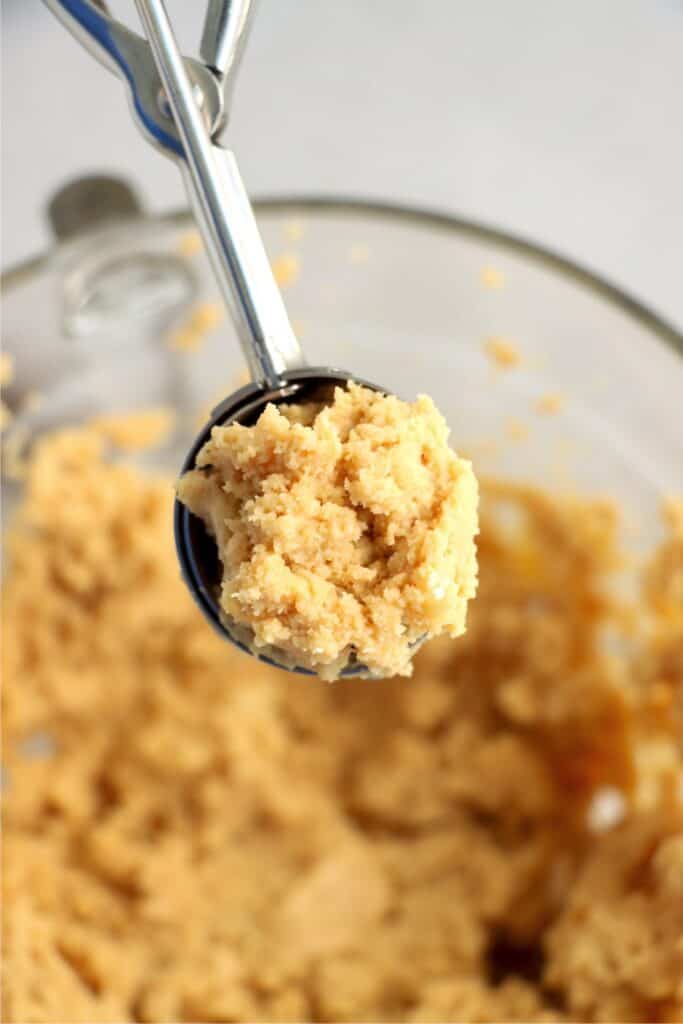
2, 0, 682, 329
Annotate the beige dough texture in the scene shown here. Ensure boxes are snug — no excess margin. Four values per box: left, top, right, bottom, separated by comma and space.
2, 419, 681, 1023
177, 383, 479, 678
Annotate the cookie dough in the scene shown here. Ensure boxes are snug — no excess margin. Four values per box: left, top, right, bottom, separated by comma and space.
3, 419, 681, 1023
178, 383, 479, 678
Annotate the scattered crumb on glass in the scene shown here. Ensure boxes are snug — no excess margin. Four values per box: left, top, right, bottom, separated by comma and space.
168, 302, 224, 352
282, 219, 305, 242
176, 230, 203, 258
0, 360, 43, 433
480, 265, 506, 289
484, 337, 522, 368
0, 352, 12, 428
535, 393, 564, 415
0, 353, 15, 430
91, 408, 175, 451
1, 362, 12, 429
505, 418, 529, 441
0, 352, 14, 386
271, 253, 300, 288
348, 243, 371, 265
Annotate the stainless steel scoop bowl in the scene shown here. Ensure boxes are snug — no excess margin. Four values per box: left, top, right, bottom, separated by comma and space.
174, 368, 391, 676
46, 0, 391, 675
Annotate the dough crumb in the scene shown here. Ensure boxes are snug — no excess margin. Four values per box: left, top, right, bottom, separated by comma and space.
480, 265, 506, 289
0, 351, 14, 386
0, 352, 14, 431
271, 253, 300, 288
168, 302, 224, 352
535, 393, 564, 415
282, 218, 305, 242
506, 418, 529, 442
178, 383, 479, 678
176, 230, 203, 258
485, 336, 521, 368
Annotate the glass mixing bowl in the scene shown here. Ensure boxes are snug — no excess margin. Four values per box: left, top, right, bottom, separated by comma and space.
3, 179, 682, 1024
3, 178, 682, 550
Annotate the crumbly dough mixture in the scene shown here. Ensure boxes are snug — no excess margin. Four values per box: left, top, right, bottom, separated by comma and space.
178, 384, 479, 678
2, 419, 681, 1023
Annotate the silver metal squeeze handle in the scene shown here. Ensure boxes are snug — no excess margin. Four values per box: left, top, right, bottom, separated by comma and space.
201, 0, 256, 119
135, 0, 305, 389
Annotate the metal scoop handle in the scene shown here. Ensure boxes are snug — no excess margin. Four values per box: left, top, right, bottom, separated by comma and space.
44, 0, 305, 389
201, 0, 256, 126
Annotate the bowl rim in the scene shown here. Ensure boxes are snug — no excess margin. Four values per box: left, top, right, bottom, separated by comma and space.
3, 193, 681, 358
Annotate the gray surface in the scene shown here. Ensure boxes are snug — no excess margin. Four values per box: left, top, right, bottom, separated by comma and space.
2, 0, 682, 330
